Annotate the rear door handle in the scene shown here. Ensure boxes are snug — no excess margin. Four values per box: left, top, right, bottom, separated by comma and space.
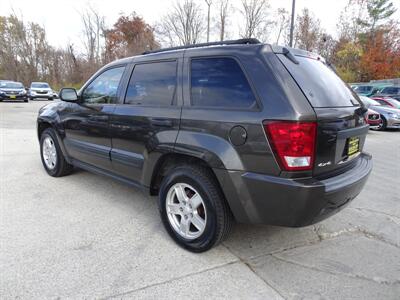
150, 118, 173, 127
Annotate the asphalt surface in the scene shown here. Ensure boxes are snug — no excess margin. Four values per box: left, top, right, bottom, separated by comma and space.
1, 100, 399, 299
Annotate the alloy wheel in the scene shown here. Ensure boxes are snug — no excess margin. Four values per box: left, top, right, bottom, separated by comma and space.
42, 136, 57, 169
166, 183, 207, 240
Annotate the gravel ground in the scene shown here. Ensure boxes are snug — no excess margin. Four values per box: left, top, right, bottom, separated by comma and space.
1, 100, 399, 299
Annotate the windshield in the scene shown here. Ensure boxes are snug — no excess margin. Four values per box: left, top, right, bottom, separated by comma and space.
0, 81, 24, 89
277, 54, 359, 108
31, 83, 50, 89
354, 85, 373, 93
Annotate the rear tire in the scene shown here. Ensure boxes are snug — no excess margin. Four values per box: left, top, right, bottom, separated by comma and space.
40, 128, 73, 177
158, 164, 233, 252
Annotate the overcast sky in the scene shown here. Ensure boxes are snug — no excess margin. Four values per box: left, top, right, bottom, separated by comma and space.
1, 0, 399, 50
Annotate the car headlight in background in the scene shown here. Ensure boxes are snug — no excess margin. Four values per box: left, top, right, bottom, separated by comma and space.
19, 90, 27, 95
0, 89, 5, 95
388, 112, 400, 119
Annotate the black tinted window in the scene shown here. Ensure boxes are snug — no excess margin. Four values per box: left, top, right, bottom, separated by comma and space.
191, 58, 256, 108
277, 54, 359, 107
82, 67, 125, 104
125, 61, 177, 105
382, 87, 400, 94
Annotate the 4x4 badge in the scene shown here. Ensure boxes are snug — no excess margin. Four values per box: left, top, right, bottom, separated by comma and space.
318, 161, 332, 167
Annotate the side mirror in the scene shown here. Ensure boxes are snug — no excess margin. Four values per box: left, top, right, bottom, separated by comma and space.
59, 88, 78, 102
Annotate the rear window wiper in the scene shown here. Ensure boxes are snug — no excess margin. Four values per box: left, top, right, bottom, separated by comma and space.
282, 47, 299, 64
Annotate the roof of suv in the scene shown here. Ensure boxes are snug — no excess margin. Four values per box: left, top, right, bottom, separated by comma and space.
107, 38, 266, 67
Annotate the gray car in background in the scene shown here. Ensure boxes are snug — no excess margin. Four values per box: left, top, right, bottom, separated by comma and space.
360, 96, 400, 130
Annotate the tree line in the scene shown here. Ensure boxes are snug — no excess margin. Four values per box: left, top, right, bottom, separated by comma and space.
0, 0, 399, 88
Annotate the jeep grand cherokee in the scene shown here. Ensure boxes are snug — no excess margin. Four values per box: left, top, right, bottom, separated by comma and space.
37, 39, 372, 252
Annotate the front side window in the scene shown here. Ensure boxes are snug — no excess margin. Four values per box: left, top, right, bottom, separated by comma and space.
190, 57, 256, 108
82, 66, 125, 104
125, 61, 177, 106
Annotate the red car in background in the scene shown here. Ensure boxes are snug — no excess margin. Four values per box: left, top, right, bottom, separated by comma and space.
365, 108, 381, 130
371, 96, 400, 109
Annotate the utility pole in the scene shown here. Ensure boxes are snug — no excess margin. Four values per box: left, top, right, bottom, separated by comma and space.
289, 0, 296, 47
205, 0, 212, 42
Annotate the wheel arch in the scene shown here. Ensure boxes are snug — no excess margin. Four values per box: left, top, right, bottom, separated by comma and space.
149, 153, 219, 196
37, 119, 71, 163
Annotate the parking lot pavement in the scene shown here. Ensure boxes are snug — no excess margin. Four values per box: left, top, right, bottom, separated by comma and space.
1, 101, 399, 299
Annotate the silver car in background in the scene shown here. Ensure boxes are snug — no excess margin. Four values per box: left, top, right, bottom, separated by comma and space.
360, 96, 400, 130
29, 82, 54, 100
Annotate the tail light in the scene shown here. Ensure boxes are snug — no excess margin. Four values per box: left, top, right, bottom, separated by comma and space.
263, 121, 317, 171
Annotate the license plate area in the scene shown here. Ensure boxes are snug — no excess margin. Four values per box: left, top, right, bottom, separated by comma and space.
10, 95, 16, 99
347, 137, 360, 156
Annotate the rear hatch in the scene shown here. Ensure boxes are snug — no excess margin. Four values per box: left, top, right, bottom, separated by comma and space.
274, 47, 369, 177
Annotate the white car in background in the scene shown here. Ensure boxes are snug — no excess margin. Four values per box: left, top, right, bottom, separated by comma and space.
29, 82, 54, 100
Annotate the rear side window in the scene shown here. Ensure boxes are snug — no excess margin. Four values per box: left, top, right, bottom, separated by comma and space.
125, 61, 177, 105
277, 54, 359, 108
190, 57, 256, 108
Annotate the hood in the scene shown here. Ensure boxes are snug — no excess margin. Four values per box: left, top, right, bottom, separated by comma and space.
367, 108, 379, 115
370, 105, 400, 114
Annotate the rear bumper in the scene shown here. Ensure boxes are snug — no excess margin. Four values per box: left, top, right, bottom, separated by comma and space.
215, 152, 372, 227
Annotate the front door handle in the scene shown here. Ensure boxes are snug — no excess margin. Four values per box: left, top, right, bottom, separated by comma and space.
150, 118, 173, 127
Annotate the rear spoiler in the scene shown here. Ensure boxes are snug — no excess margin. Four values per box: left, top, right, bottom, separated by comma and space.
271, 45, 325, 62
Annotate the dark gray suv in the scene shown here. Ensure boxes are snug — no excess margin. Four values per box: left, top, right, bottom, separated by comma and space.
37, 39, 372, 252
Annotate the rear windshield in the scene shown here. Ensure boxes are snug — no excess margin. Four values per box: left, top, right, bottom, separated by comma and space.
277, 54, 359, 108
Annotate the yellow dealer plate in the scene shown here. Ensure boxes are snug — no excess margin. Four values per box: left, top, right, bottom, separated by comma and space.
348, 137, 360, 156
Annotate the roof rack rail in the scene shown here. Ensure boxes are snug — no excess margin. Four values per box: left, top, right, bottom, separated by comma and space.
142, 38, 261, 55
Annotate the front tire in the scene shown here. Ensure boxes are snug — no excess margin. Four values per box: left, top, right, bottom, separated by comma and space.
158, 165, 233, 252
377, 116, 387, 131
40, 128, 73, 177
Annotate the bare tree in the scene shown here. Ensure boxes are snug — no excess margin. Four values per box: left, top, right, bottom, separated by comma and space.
80, 6, 105, 67
205, 0, 213, 42
294, 8, 322, 51
216, 0, 230, 41
239, 0, 272, 40
275, 8, 290, 45
158, 0, 205, 46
